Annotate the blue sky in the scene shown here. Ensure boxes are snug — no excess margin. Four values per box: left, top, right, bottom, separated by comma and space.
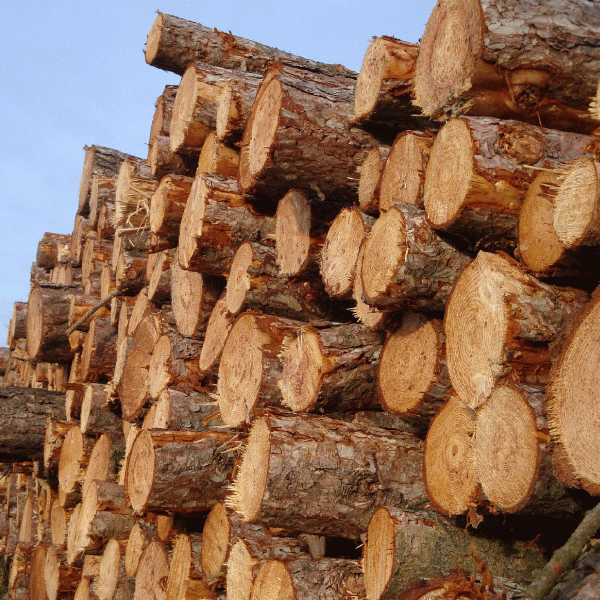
0, 0, 436, 346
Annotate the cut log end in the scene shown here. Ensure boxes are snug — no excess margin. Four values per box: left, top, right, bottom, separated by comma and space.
414, 0, 484, 119
553, 157, 600, 248
96, 539, 122, 600
125, 430, 155, 514
199, 296, 234, 372
423, 397, 479, 516
362, 507, 395, 600
225, 242, 254, 315
249, 560, 293, 600
148, 334, 173, 399
144, 13, 164, 67
227, 417, 270, 521
275, 189, 311, 277
475, 385, 540, 512
200, 501, 229, 584
134, 541, 169, 600
279, 328, 325, 412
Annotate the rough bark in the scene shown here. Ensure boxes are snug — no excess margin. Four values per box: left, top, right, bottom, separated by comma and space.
80, 384, 122, 437
7, 301, 28, 350
445, 251, 588, 408
362, 506, 545, 600
147, 249, 173, 306
144, 12, 356, 78
414, 0, 600, 134
89, 175, 117, 233
36, 233, 72, 270
279, 322, 384, 413
360, 203, 471, 312
423, 116, 599, 251
124, 429, 237, 515
238, 63, 376, 204
0, 387, 66, 461
81, 317, 117, 383
57, 426, 96, 507
228, 412, 426, 540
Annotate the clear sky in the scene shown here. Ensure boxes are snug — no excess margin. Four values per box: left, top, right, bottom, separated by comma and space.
0, 0, 437, 347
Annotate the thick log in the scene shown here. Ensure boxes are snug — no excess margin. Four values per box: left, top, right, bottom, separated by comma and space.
238, 63, 375, 204
414, 0, 600, 134
124, 429, 237, 515
362, 506, 545, 599
279, 322, 384, 413
354, 36, 431, 137
0, 387, 65, 461
171, 247, 225, 338
518, 170, 600, 278
227, 412, 426, 540
177, 173, 268, 276
423, 116, 599, 250
249, 557, 365, 600
360, 203, 471, 312
444, 251, 588, 408
216, 311, 306, 426
377, 313, 449, 421
144, 12, 356, 77
27, 283, 78, 363
149, 174, 194, 242
547, 291, 600, 494
379, 130, 435, 212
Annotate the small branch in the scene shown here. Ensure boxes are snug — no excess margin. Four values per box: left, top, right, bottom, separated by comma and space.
65, 288, 121, 336
524, 501, 600, 599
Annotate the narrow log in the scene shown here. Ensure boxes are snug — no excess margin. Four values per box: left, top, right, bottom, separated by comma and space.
124, 521, 157, 578
81, 236, 113, 286
58, 426, 95, 507
171, 247, 225, 338
148, 388, 223, 431
357, 145, 390, 215
249, 557, 365, 600
166, 533, 213, 600
144, 12, 356, 77
147, 133, 197, 180
216, 311, 306, 426
114, 157, 157, 230
92, 538, 134, 600
362, 506, 545, 599
149, 174, 194, 242
134, 540, 169, 600
45, 545, 82, 600
89, 176, 116, 232
7, 301, 27, 350
354, 36, 429, 136
279, 322, 384, 413
124, 429, 237, 515
321, 206, 375, 300
80, 317, 117, 383
26, 283, 78, 363
80, 385, 121, 437
360, 203, 471, 312
148, 84, 178, 140
69, 294, 110, 332
415, 0, 600, 134
444, 251, 588, 408
0, 387, 66, 461
196, 130, 239, 177
379, 130, 434, 212
147, 249, 173, 307
97, 197, 117, 241
36, 233, 72, 270
198, 295, 235, 375
377, 312, 449, 421
238, 63, 375, 204
69, 216, 93, 265
227, 412, 426, 540
423, 116, 598, 250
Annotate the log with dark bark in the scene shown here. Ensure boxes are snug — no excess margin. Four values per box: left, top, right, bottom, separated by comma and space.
362, 506, 545, 600
360, 203, 471, 312
124, 429, 237, 515
279, 322, 384, 413
227, 412, 426, 540
0, 387, 66, 462
414, 0, 600, 134
144, 12, 356, 77
80, 317, 117, 383
238, 63, 376, 204
423, 117, 600, 251
377, 312, 449, 421
444, 251, 588, 408
89, 175, 116, 233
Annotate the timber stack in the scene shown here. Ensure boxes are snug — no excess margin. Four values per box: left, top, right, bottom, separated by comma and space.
3, 1, 600, 598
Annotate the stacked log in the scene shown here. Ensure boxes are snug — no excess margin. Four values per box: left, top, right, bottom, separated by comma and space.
5, 3, 600, 600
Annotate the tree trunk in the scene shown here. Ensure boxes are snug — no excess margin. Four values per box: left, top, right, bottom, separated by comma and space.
228, 412, 426, 540
423, 116, 599, 251
238, 63, 375, 204
149, 174, 194, 241
80, 384, 122, 438
414, 0, 600, 134
362, 506, 545, 600
0, 387, 66, 461
279, 322, 384, 413
124, 429, 237, 515
377, 312, 449, 421
57, 426, 96, 507
360, 203, 471, 312
81, 317, 117, 383
144, 12, 356, 78
114, 156, 157, 230
7, 301, 28, 350
27, 283, 79, 363
445, 251, 588, 408
92, 537, 134, 600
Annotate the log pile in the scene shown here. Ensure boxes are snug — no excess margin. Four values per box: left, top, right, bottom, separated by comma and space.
4, 2, 600, 598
